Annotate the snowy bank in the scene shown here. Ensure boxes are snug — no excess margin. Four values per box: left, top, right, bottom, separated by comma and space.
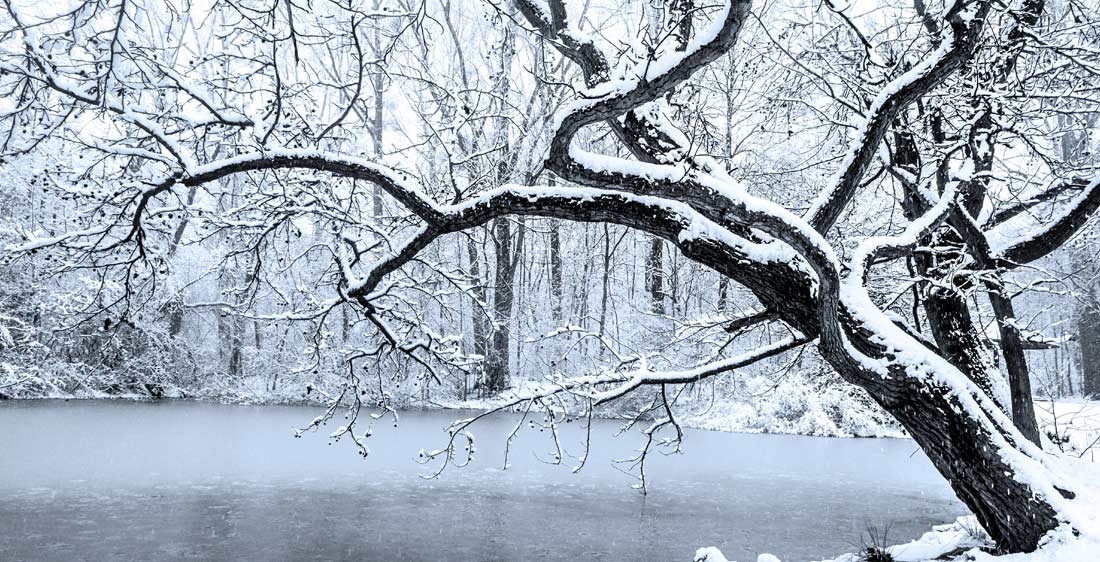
6, 361, 1098, 457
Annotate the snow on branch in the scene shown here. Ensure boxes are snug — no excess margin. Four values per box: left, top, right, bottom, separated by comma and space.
805, 0, 990, 234
998, 175, 1100, 265
183, 150, 444, 224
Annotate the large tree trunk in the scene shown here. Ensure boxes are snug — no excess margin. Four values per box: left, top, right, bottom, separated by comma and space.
792, 290, 1063, 554
922, 287, 1001, 395
673, 231, 1070, 554
881, 382, 1062, 552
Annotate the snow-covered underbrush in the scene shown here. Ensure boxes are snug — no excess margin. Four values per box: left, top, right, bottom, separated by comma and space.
0, 304, 200, 400
0, 353, 192, 400
678, 376, 903, 437
0, 360, 176, 399
0, 362, 343, 406
1036, 400, 1100, 461
437, 374, 904, 437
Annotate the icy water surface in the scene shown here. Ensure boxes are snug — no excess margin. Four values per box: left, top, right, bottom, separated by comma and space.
0, 400, 964, 562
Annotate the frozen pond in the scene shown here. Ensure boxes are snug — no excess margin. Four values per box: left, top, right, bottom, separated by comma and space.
0, 400, 964, 562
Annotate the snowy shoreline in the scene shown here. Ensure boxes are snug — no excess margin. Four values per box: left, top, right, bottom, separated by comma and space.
5, 390, 1097, 454
0, 390, 902, 438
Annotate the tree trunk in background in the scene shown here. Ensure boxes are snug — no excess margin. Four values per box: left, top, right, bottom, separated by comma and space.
156, 14, 199, 339
717, 277, 729, 311
1079, 288, 1100, 398
575, 227, 591, 340
222, 259, 250, 379
167, 302, 184, 336
466, 236, 489, 387
549, 220, 564, 322
669, 249, 680, 315
227, 322, 242, 377
989, 288, 1041, 444
1074, 243, 1100, 398
216, 302, 243, 377
481, 18, 517, 395
370, 0, 386, 217
645, 238, 665, 314
599, 224, 611, 340
719, 47, 735, 315
215, 169, 246, 378
253, 318, 266, 388
485, 217, 514, 394
163, 184, 200, 337
1061, 116, 1100, 398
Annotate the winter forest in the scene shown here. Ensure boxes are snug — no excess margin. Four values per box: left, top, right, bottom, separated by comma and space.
2, 0, 1100, 560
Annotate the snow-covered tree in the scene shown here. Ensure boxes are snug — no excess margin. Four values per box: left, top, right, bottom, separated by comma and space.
3, 0, 1100, 553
